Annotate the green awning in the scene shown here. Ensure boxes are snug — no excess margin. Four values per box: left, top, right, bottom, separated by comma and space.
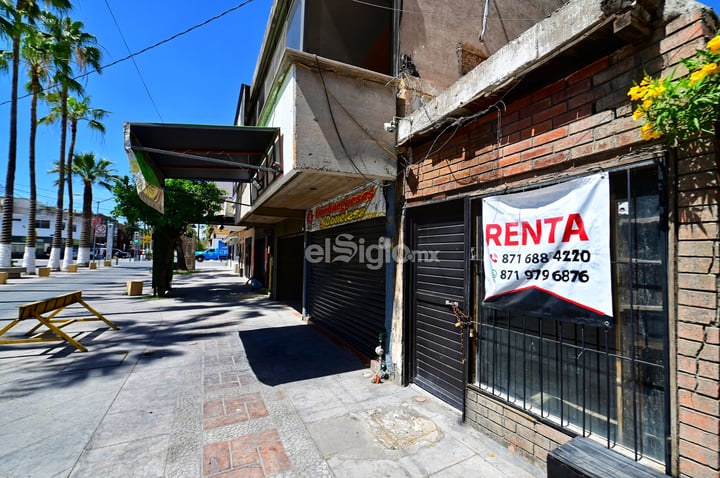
124, 122, 280, 213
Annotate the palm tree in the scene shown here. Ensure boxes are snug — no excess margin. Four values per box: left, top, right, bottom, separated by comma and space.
42, 95, 107, 268
20, 16, 54, 273
0, 0, 72, 268
71, 153, 116, 265
42, 14, 101, 270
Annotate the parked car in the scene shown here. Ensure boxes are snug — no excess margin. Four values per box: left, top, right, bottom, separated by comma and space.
195, 246, 228, 262
111, 249, 130, 258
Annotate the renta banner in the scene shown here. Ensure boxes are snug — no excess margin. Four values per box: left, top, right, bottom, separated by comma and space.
482, 173, 613, 326
306, 181, 386, 232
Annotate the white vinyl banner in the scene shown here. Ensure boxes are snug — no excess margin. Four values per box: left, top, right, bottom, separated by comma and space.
482, 173, 613, 325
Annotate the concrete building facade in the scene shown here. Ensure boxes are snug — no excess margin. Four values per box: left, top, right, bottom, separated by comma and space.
123, 1, 720, 476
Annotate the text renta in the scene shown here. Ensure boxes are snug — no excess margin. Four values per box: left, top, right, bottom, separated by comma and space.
485, 213, 589, 246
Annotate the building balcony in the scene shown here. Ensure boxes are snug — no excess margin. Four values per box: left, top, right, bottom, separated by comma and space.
238, 50, 397, 225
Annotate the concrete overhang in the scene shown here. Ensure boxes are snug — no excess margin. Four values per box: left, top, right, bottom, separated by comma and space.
238, 169, 374, 226
240, 50, 397, 226
397, 0, 630, 145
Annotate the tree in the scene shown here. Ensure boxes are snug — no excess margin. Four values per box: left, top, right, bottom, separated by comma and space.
112, 177, 225, 296
20, 16, 54, 273
0, 0, 72, 267
41, 14, 101, 270
42, 95, 107, 268
71, 152, 116, 265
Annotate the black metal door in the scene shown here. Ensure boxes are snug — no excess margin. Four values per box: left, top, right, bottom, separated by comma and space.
409, 202, 466, 409
276, 234, 304, 302
244, 238, 252, 278
308, 218, 387, 358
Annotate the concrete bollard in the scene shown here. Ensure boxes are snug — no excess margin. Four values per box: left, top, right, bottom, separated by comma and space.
38, 267, 51, 277
126, 280, 143, 296
0, 271, 8, 284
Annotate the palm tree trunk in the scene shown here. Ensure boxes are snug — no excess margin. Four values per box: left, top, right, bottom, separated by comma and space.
62, 119, 78, 269
77, 181, 92, 265
0, 23, 21, 267
22, 72, 40, 274
48, 86, 69, 271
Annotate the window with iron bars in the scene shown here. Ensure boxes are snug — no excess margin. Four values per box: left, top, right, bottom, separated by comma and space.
470, 164, 669, 468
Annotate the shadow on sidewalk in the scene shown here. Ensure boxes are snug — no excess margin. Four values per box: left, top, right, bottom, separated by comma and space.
239, 324, 366, 386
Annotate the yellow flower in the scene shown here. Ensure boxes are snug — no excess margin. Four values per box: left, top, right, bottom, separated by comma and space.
628, 85, 645, 100
632, 108, 645, 120
690, 62, 720, 84
642, 99, 653, 110
640, 76, 651, 86
648, 84, 665, 98
702, 62, 720, 75
690, 69, 707, 84
641, 123, 661, 140
707, 35, 720, 54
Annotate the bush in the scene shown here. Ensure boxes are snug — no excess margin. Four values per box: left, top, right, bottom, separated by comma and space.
628, 33, 720, 143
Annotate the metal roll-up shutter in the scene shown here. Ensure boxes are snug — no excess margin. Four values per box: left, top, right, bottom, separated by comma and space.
410, 203, 466, 409
308, 218, 387, 358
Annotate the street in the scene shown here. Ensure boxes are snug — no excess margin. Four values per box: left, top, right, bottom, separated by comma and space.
0, 259, 153, 322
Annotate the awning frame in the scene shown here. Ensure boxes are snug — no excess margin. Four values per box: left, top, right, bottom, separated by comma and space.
130, 146, 280, 176
124, 122, 281, 213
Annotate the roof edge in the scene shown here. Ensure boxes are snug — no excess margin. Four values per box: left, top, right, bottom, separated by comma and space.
397, 0, 612, 145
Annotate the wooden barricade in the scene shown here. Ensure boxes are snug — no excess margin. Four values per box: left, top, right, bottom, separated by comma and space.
0, 291, 119, 352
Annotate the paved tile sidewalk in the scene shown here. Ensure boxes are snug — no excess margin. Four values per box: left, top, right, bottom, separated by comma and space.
0, 268, 545, 477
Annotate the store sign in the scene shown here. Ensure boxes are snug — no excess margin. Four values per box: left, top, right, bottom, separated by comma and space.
482, 173, 613, 326
306, 182, 386, 232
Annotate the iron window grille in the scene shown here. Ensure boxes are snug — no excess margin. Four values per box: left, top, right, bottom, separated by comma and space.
471, 164, 669, 469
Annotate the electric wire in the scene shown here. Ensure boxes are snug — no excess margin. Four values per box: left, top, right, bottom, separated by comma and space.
399, 99, 508, 186
295, 62, 396, 159
399, 71, 523, 182
0, 0, 257, 107
314, 55, 370, 181
103, 0, 164, 121
480, 0, 490, 41
350, 0, 540, 21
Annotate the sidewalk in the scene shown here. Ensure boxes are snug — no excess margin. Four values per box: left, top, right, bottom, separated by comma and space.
0, 268, 545, 477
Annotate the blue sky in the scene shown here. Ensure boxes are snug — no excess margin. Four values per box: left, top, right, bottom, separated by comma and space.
1, 0, 720, 217
0, 0, 272, 215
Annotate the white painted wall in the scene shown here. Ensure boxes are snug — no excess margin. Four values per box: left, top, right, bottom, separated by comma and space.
294, 65, 396, 179
267, 68, 297, 175
7, 198, 82, 241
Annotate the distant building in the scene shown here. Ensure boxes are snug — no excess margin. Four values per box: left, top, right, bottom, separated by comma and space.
0, 197, 108, 258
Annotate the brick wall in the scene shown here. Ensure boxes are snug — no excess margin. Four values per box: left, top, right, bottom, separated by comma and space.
403, 12, 711, 204
465, 388, 572, 468
675, 136, 720, 478
403, 49, 627, 201
403, 9, 719, 478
